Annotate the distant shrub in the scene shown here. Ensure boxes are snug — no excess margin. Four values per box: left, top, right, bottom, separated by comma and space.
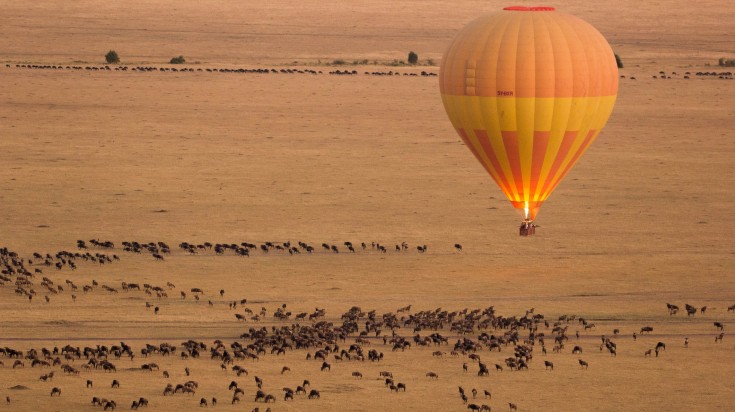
105, 50, 120, 64
614, 53, 623, 69
718, 58, 735, 67
170, 55, 186, 64
332, 59, 347, 65
426, 58, 435, 66
408, 51, 418, 65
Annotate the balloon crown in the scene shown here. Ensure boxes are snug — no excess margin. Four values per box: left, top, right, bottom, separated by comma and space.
503, 6, 556, 11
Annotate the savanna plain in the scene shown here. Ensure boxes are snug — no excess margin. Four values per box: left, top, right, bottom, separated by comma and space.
0, 1, 733, 411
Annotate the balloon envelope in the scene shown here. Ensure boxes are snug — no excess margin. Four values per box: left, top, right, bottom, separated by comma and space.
439, 7, 618, 220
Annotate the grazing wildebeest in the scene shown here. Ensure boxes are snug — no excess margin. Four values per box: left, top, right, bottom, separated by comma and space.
111, 379, 119, 388
666, 303, 679, 315
685, 304, 697, 317
578, 359, 589, 369
320, 361, 331, 371
572, 345, 583, 354
715, 333, 724, 343
200, 398, 207, 407
655, 342, 666, 357
426, 371, 438, 379
103, 400, 116, 411
468, 404, 481, 411
308, 389, 320, 399
454, 243, 462, 251
484, 390, 491, 399
714, 322, 725, 331
644, 349, 652, 357
50, 387, 61, 396
352, 371, 363, 379
640, 326, 653, 334
281, 366, 290, 374
509, 403, 518, 411
544, 361, 554, 370
86, 379, 93, 388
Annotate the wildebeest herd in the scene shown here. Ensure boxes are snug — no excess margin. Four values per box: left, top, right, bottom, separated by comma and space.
1, 242, 732, 411
3, 63, 438, 78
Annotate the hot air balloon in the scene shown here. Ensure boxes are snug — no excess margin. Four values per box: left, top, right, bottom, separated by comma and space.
439, 6, 618, 235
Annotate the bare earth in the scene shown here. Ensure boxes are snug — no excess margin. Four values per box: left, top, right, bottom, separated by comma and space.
0, 1, 734, 411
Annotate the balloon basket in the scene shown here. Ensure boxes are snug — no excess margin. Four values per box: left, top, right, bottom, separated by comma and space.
519, 220, 536, 236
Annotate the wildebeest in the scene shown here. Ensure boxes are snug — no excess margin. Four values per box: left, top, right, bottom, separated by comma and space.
578, 359, 589, 369
685, 304, 697, 317
544, 361, 554, 370
426, 371, 438, 379
308, 389, 320, 399
50, 387, 61, 396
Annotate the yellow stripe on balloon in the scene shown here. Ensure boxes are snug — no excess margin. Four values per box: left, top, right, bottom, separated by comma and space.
440, 95, 617, 211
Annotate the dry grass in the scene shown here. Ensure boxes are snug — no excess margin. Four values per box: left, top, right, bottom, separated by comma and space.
1, 1, 734, 411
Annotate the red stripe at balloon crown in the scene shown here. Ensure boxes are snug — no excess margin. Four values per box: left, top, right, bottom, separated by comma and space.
503, 6, 555, 11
